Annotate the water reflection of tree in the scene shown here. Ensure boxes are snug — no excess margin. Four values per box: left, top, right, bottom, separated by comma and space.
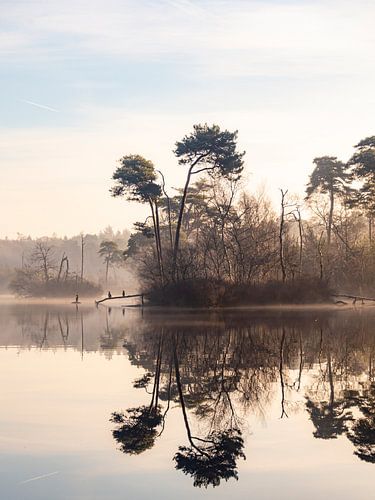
10, 307, 99, 352
111, 328, 247, 487
99, 309, 124, 358
304, 319, 375, 463
112, 312, 375, 478
172, 336, 245, 487
111, 406, 163, 455
346, 383, 375, 463
306, 345, 353, 439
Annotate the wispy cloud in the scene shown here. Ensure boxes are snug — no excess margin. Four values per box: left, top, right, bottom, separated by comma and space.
2, 0, 375, 79
20, 99, 59, 113
1, 0, 375, 237
164, 0, 205, 16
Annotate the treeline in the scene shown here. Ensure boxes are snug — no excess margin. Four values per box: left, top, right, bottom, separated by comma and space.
1, 227, 135, 297
110, 124, 375, 305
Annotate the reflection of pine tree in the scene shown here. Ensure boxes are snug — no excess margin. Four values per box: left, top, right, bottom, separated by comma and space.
173, 340, 245, 488
350, 418, 375, 463
111, 330, 246, 487
174, 429, 245, 488
306, 398, 352, 439
347, 383, 375, 463
110, 405, 162, 455
111, 335, 165, 454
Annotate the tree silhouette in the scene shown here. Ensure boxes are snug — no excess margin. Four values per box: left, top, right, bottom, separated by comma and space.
111, 155, 164, 282
98, 240, 123, 284
348, 136, 375, 188
306, 398, 352, 439
110, 334, 166, 454
348, 136, 375, 240
306, 156, 349, 249
174, 429, 245, 488
110, 405, 163, 455
306, 349, 352, 439
173, 340, 245, 487
346, 383, 375, 463
172, 124, 245, 279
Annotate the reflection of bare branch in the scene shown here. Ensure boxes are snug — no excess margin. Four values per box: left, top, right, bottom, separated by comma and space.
279, 328, 288, 418
40, 313, 49, 349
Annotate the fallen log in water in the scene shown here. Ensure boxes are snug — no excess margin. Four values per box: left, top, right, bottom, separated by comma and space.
95, 293, 145, 306
332, 293, 375, 304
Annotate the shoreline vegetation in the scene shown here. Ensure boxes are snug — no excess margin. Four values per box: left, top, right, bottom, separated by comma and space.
0, 294, 372, 311
6, 124, 375, 307
8, 239, 102, 298
108, 123, 375, 308
3, 228, 132, 299
146, 277, 332, 307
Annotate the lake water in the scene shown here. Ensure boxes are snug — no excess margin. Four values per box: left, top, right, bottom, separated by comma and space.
1, 302, 375, 499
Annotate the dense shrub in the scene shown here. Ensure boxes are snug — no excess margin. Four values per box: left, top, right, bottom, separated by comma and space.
147, 277, 332, 307
223, 277, 333, 306
147, 279, 226, 307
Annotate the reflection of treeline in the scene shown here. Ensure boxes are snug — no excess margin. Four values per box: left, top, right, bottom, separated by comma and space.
114, 311, 375, 481
7, 307, 91, 349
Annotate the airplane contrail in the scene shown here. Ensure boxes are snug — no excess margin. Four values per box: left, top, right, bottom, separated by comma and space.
19, 471, 59, 484
165, 0, 203, 16
20, 99, 59, 113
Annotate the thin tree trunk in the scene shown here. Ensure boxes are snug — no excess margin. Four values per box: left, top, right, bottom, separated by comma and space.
149, 200, 164, 284
295, 208, 303, 275
173, 342, 208, 456
105, 259, 109, 285
318, 231, 324, 280
154, 201, 164, 283
150, 336, 163, 410
42, 255, 49, 283
80, 234, 85, 282
279, 328, 288, 418
64, 257, 69, 281
171, 154, 213, 279
327, 350, 335, 410
157, 170, 174, 251
172, 166, 193, 280
279, 189, 287, 282
327, 189, 334, 249
369, 215, 372, 246
57, 253, 66, 282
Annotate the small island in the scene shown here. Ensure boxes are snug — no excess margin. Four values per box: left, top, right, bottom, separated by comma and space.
104, 124, 375, 308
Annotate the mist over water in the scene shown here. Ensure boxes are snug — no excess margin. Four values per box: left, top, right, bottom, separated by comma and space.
1, 303, 375, 499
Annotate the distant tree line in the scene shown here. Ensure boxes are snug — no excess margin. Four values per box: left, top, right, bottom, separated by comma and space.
2, 227, 134, 297
111, 124, 375, 305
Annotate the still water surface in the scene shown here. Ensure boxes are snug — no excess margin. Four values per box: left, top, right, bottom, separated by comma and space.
1, 303, 375, 499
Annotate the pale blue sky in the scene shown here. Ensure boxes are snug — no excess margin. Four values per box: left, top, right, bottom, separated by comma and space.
1, 0, 375, 237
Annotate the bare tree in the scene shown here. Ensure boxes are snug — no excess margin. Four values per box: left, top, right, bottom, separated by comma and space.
30, 241, 56, 283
